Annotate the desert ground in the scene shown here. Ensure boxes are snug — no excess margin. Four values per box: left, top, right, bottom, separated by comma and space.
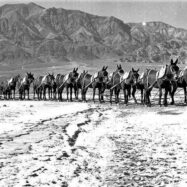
0, 97, 187, 187
0, 60, 187, 187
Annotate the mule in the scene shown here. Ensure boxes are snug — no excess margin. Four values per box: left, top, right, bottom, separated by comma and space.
121, 68, 139, 105
0, 81, 11, 99
33, 76, 44, 100
171, 67, 187, 104
136, 69, 150, 104
41, 73, 55, 100
106, 64, 124, 104
18, 72, 34, 100
7, 74, 20, 99
75, 70, 88, 100
62, 68, 79, 101
51, 73, 57, 100
143, 59, 179, 106
81, 66, 108, 103
55, 73, 65, 101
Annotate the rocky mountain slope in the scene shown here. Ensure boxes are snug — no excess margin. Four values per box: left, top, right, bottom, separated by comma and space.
0, 2, 186, 65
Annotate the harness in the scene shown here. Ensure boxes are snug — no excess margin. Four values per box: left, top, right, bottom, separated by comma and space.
18, 76, 33, 91
8, 78, 13, 85
147, 66, 176, 90
109, 72, 127, 90
34, 76, 45, 91
59, 73, 74, 89
91, 72, 99, 83
146, 69, 152, 88
120, 72, 130, 84
156, 65, 167, 80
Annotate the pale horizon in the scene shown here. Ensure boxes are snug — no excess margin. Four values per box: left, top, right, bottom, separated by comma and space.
0, 0, 187, 29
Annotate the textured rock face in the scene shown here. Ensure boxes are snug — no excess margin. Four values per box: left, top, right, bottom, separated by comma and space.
0, 3, 187, 64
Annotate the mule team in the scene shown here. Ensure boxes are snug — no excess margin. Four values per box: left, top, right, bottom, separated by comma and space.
0, 58, 185, 106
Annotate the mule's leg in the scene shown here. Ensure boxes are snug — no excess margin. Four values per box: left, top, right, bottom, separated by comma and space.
75, 87, 78, 100
110, 89, 113, 104
170, 81, 176, 105
42, 88, 44, 100
101, 83, 105, 102
125, 89, 128, 104
28, 89, 30, 100
57, 88, 60, 101
184, 86, 187, 104
33, 88, 35, 100
122, 89, 126, 104
163, 88, 168, 106
51, 88, 53, 100
23, 90, 25, 100
48, 88, 50, 100
144, 89, 149, 106
98, 88, 101, 103
141, 88, 144, 104
170, 90, 175, 105
44, 88, 46, 100
58, 90, 61, 101
93, 87, 96, 103
37, 90, 39, 100
66, 86, 69, 101
113, 89, 116, 104
114, 88, 117, 104
11, 90, 14, 100
148, 90, 152, 106
9, 90, 11, 99
81, 84, 85, 101
70, 86, 73, 101
45, 88, 47, 100
84, 88, 88, 102
101, 90, 105, 102
61, 87, 64, 101
132, 86, 137, 104
81, 88, 84, 101
38, 89, 41, 100
115, 88, 119, 104
158, 88, 162, 106
19, 91, 21, 100
14, 89, 15, 100
54, 88, 56, 100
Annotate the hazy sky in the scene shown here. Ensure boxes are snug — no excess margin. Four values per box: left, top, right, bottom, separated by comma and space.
0, 0, 187, 29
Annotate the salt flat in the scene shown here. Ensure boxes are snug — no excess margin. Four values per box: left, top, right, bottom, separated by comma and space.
0, 101, 187, 187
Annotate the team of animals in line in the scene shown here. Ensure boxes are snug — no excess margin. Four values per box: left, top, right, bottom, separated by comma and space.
0, 59, 186, 106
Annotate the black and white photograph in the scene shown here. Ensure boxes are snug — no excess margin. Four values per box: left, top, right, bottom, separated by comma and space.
0, 0, 187, 186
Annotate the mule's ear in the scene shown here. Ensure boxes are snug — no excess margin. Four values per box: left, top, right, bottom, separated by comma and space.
132, 68, 135, 72
105, 66, 108, 70
117, 64, 119, 68
175, 59, 178, 64
76, 67, 78, 71
171, 59, 174, 64
137, 69, 139, 72
102, 66, 105, 70
119, 64, 122, 68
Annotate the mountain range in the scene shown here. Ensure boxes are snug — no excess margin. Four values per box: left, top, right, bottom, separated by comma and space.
0, 2, 186, 65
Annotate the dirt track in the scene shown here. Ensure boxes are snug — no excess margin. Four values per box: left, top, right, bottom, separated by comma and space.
0, 101, 187, 187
